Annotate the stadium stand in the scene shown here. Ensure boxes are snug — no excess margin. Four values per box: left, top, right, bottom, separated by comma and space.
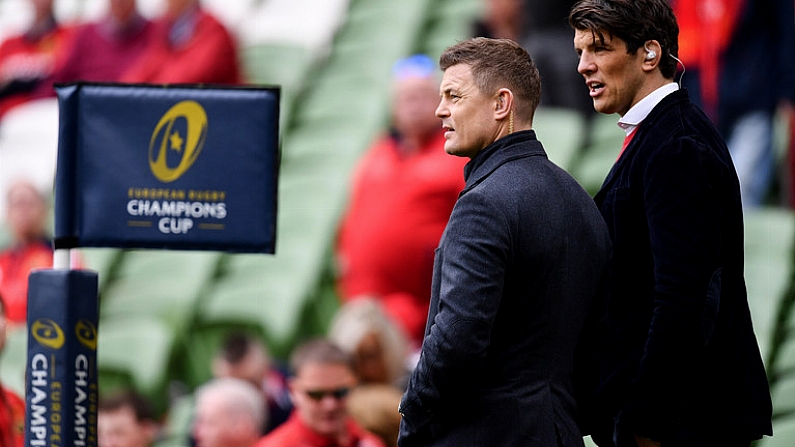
0, 98, 59, 217
744, 208, 795, 362
1, 2, 793, 446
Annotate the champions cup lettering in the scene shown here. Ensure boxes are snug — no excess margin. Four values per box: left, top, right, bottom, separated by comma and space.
25, 271, 99, 447
54, 84, 279, 253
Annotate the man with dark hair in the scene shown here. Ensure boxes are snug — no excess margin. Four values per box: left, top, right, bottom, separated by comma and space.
212, 332, 291, 433
98, 390, 159, 447
569, 1, 773, 446
397, 37, 611, 446
255, 339, 385, 447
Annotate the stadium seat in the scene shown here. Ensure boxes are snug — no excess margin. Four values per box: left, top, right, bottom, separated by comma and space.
533, 107, 587, 172
77, 247, 123, 294
242, 43, 314, 129
418, 0, 483, 60
0, 0, 31, 40
0, 98, 59, 217
772, 373, 795, 419
99, 250, 221, 333
568, 113, 624, 196
97, 316, 176, 409
758, 417, 795, 447
154, 393, 195, 447
0, 326, 27, 397
743, 208, 795, 362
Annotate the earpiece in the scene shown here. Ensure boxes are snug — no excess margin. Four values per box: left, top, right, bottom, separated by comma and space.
644, 44, 657, 60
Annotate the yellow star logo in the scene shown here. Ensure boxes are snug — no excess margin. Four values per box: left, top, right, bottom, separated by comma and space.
169, 131, 184, 152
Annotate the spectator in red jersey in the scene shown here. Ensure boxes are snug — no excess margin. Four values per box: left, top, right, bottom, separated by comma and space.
120, 0, 241, 84
0, 295, 24, 447
0, 180, 52, 325
335, 55, 467, 348
255, 339, 385, 447
0, 0, 72, 118
211, 332, 292, 434
49, 0, 154, 84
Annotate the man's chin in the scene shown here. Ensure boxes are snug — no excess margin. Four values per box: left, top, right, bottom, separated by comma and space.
444, 144, 469, 158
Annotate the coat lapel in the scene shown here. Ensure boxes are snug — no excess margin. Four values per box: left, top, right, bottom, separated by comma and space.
594, 89, 691, 205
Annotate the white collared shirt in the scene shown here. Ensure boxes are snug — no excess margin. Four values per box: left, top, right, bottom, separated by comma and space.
617, 83, 679, 136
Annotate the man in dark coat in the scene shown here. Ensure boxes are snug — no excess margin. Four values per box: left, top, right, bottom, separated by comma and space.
397, 37, 611, 447
569, 1, 773, 446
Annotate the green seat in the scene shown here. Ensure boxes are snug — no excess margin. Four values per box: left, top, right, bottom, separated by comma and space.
419, 0, 483, 59
77, 248, 122, 293
772, 372, 795, 419
743, 208, 795, 363
0, 326, 27, 397
100, 251, 221, 331
242, 43, 314, 129
757, 417, 795, 447
98, 316, 176, 411
155, 393, 195, 447
568, 113, 624, 196
533, 107, 587, 172
774, 337, 795, 380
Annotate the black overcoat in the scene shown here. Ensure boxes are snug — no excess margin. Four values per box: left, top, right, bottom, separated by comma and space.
578, 89, 773, 445
399, 130, 611, 447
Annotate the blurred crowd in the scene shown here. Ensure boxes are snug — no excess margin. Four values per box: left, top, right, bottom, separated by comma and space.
0, 0, 793, 446
0, 0, 241, 121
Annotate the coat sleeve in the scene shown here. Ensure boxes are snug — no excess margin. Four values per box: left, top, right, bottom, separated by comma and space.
623, 135, 729, 439
398, 190, 510, 443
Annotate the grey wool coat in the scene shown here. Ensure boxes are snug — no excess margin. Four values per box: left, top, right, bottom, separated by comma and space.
398, 130, 611, 447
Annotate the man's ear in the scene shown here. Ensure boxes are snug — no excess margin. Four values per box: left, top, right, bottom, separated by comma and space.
495, 89, 513, 120
642, 40, 662, 72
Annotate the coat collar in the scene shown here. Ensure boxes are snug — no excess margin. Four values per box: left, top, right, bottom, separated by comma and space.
461, 130, 546, 196
594, 89, 691, 204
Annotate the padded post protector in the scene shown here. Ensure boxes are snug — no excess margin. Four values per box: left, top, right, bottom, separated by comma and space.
24, 269, 99, 447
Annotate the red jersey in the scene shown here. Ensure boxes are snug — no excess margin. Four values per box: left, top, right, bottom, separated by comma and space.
255, 412, 385, 447
0, 240, 52, 324
0, 21, 72, 117
120, 9, 241, 84
336, 130, 467, 344
0, 385, 25, 447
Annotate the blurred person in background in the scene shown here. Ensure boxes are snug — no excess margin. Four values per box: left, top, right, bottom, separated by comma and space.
255, 339, 385, 447
0, 180, 52, 325
193, 378, 265, 447
0, 0, 72, 118
120, 0, 241, 84
328, 298, 409, 388
98, 390, 159, 447
346, 385, 402, 447
335, 54, 467, 348
520, 0, 596, 123
329, 299, 408, 447
674, 0, 795, 208
473, 0, 596, 149
0, 295, 24, 447
471, 0, 525, 41
212, 331, 292, 434
49, 0, 154, 84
